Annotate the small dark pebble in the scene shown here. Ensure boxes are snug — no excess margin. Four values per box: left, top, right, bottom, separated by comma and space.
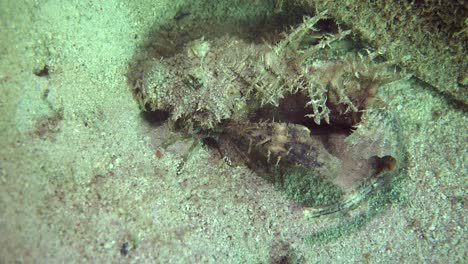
120, 241, 129, 256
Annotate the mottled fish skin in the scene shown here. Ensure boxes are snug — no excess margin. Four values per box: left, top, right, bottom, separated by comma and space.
223, 121, 339, 181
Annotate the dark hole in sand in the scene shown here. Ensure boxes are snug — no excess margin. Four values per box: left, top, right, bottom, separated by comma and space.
140, 110, 170, 126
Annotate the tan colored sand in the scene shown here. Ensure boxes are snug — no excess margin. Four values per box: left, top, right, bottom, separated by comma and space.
0, 1, 465, 263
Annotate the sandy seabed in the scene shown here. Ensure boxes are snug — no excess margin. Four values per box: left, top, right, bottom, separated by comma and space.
0, 1, 466, 263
